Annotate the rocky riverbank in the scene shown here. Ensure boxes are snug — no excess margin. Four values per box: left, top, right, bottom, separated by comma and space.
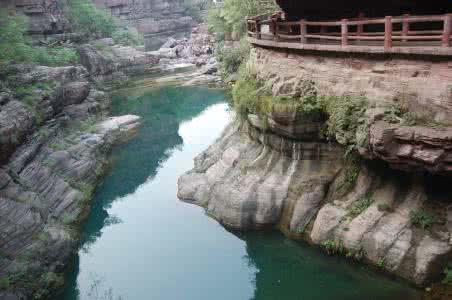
0, 18, 223, 295
0, 39, 153, 298
178, 115, 452, 286
178, 46, 452, 287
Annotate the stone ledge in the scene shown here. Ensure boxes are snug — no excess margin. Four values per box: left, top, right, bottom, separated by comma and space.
249, 37, 452, 57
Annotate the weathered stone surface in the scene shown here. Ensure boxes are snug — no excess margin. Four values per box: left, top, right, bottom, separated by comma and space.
5, 0, 197, 51
310, 204, 347, 244
0, 62, 141, 298
150, 25, 215, 68
19, 65, 88, 85
78, 44, 116, 76
0, 101, 35, 163
250, 47, 452, 125
178, 118, 452, 286
111, 45, 159, 67
55, 81, 91, 108
366, 121, 452, 174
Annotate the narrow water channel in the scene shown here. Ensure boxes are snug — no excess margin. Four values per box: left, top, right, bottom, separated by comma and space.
61, 84, 421, 300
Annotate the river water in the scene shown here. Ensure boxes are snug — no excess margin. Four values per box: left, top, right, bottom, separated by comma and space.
60, 83, 421, 300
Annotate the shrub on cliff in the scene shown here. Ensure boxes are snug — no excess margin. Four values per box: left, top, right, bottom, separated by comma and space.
232, 67, 372, 154
207, 0, 278, 40
112, 27, 144, 46
184, 0, 210, 22
207, 0, 277, 77
0, 10, 33, 63
0, 9, 78, 66
65, 0, 117, 39
64, 0, 144, 45
216, 39, 250, 76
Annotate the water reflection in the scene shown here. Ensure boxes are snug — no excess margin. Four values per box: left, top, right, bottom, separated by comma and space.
234, 231, 421, 300
61, 86, 226, 299
61, 84, 420, 300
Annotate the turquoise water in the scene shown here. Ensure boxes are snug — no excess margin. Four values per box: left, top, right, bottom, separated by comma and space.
61, 85, 421, 300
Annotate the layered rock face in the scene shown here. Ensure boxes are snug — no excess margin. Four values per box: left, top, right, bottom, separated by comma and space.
249, 47, 452, 125
94, 0, 195, 50
178, 47, 452, 286
178, 115, 452, 286
0, 61, 141, 298
3, 0, 195, 50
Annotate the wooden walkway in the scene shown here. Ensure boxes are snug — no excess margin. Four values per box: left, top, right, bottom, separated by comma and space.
246, 12, 452, 56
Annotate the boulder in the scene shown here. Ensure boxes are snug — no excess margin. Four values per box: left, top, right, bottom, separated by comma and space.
366, 121, 452, 174
161, 37, 178, 49
54, 81, 91, 110
0, 100, 35, 162
77, 45, 116, 76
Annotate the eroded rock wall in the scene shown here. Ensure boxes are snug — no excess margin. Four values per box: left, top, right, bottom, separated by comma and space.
178, 117, 452, 286
249, 47, 452, 125
95, 0, 195, 50
178, 45, 452, 286
0, 62, 141, 298
3, 0, 195, 50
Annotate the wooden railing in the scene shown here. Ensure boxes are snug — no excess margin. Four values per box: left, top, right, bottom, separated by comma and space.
246, 13, 452, 49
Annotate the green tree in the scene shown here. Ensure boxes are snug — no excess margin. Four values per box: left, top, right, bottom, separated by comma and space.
0, 10, 35, 63
64, 0, 117, 39
208, 0, 278, 41
0, 9, 78, 66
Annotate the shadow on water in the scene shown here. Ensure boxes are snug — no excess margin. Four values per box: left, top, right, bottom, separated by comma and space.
60, 83, 421, 300
232, 230, 421, 300
61, 85, 226, 299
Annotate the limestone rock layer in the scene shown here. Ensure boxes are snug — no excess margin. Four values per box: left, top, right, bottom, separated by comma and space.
178, 119, 452, 285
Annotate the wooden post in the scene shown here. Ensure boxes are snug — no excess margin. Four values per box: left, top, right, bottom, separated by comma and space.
300, 19, 307, 43
357, 12, 364, 40
256, 19, 261, 40
341, 19, 348, 47
384, 16, 393, 50
402, 14, 409, 42
442, 14, 452, 47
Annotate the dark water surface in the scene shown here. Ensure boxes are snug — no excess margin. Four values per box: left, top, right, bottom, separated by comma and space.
61, 84, 421, 300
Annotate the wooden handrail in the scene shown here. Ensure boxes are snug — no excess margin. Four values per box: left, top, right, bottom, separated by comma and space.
246, 12, 452, 49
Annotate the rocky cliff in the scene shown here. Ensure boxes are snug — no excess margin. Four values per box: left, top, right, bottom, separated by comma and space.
178, 47, 452, 286
95, 0, 196, 50
0, 38, 158, 298
3, 0, 197, 50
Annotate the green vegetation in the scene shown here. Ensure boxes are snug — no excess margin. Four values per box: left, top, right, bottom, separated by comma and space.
443, 263, 452, 284
321, 240, 345, 256
183, 0, 210, 22
216, 39, 250, 76
207, 0, 277, 40
64, 0, 143, 45
65, 0, 117, 39
338, 156, 361, 194
232, 67, 372, 156
345, 247, 366, 262
1, 265, 65, 298
321, 95, 369, 154
0, 10, 78, 66
111, 27, 144, 46
377, 257, 386, 269
347, 193, 373, 219
377, 203, 392, 212
0, 276, 10, 290
409, 209, 438, 231
321, 239, 365, 261
206, 0, 277, 77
